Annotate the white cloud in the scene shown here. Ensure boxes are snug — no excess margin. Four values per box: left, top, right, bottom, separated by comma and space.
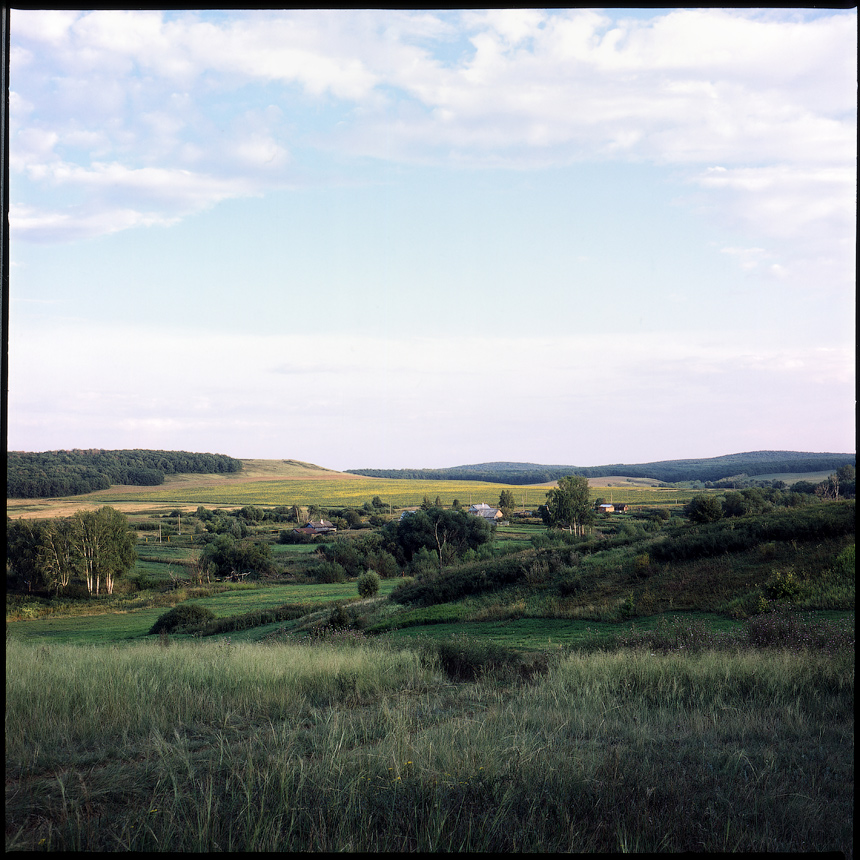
9, 6, 856, 293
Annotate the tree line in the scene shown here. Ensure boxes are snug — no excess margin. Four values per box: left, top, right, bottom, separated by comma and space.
346, 452, 856, 485
684, 466, 856, 523
7, 449, 243, 498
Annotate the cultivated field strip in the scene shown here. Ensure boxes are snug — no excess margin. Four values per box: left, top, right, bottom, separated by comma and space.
86, 478, 698, 509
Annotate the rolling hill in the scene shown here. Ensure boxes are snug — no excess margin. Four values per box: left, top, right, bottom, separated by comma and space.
346, 450, 855, 485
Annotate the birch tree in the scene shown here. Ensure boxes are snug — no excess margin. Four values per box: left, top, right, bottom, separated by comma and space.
543, 475, 594, 536
38, 518, 78, 593
71, 507, 136, 595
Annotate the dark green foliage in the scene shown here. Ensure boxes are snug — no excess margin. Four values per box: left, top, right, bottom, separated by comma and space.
314, 561, 347, 584
278, 528, 316, 545
327, 601, 353, 630
6, 518, 48, 592
8, 449, 242, 498
652, 501, 854, 563
357, 571, 381, 598
764, 569, 800, 600
384, 507, 491, 568
418, 633, 554, 682
391, 555, 526, 606
194, 602, 321, 636
543, 475, 593, 534
790, 480, 818, 494
684, 494, 724, 523
320, 541, 364, 576
201, 535, 274, 577
149, 603, 216, 634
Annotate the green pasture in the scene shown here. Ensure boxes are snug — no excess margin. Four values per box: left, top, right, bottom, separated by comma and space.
87, 477, 702, 510
270, 542, 324, 555
382, 612, 746, 650
6, 580, 402, 645
750, 470, 833, 483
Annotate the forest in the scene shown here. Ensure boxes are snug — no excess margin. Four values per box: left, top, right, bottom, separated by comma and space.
7, 449, 243, 498
346, 450, 856, 485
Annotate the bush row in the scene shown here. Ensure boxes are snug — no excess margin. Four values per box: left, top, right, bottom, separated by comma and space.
391, 554, 528, 607
650, 501, 854, 563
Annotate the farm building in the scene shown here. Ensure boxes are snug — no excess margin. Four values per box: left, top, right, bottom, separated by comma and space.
295, 519, 337, 535
468, 503, 504, 521
598, 503, 630, 514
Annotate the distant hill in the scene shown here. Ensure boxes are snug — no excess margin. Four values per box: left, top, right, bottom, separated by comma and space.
346, 451, 856, 486
7, 449, 243, 498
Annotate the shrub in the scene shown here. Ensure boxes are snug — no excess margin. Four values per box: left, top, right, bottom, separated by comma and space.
357, 570, 381, 598
327, 601, 353, 630
632, 553, 651, 578
831, 543, 855, 578
765, 568, 800, 600
420, 633, 556, 682
149, 603, 216, 635
314, 561, 347, 584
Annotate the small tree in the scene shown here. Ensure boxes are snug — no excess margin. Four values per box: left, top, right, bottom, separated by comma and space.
684, 494, 723, 524
357, 570, 381, 598
498, 490, 516, 518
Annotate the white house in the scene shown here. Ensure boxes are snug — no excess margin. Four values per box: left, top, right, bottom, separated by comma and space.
468, 503, 503, 521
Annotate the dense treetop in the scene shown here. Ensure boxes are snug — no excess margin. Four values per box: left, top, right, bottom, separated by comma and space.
7, 449, 242, 498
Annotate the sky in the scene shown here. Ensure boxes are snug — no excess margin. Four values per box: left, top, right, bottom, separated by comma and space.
6, 7, 856, 471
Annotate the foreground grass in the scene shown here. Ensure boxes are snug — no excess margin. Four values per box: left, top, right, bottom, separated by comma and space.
6, 636, 853, 853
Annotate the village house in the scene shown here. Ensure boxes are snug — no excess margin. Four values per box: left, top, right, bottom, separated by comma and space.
295, 519, 337, 535
468, 503, 504, 522
598, 503, 630, 514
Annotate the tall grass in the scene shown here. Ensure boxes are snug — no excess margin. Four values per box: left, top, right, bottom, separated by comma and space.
6, 636, 853, 853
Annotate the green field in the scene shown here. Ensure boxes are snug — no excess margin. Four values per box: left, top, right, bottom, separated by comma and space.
5, 579, 403, 644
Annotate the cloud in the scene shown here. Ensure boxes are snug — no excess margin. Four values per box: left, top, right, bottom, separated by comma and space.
9, 6, 855, 293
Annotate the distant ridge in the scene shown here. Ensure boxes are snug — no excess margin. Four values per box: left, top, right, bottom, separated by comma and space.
346, 450, 855, 485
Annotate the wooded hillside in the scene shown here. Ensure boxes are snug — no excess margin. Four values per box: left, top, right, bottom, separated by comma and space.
346, 451, 856, 485
7, 449, 243, 498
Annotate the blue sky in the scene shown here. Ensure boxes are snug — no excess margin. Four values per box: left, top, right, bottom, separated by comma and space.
7, 8, 856, 470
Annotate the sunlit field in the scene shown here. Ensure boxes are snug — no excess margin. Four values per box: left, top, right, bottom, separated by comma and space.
75, 477, 702, 511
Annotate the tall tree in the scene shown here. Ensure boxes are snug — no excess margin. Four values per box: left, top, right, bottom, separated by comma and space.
542, 475, 593, 536
71, 507, 136, 595
6, 518, 48, 592
38, 518, 78, 593
498, 490, 516, 517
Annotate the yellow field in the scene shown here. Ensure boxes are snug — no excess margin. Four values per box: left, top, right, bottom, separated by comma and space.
76, 478, 555, 510
6, 458, 714, 519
